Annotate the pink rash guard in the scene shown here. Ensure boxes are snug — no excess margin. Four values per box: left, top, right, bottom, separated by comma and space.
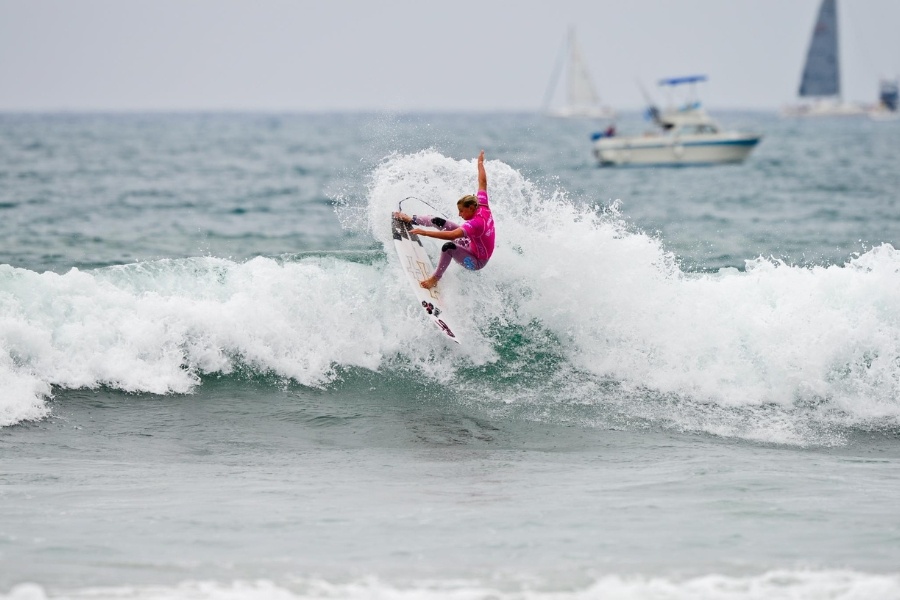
460, 189, 495, 261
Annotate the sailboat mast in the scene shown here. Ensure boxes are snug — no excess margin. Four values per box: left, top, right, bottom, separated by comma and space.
566, 28, 578, 108
541, 34, 567, 112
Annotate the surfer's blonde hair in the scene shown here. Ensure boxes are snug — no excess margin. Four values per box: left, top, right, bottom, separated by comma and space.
457, 194, 478, 209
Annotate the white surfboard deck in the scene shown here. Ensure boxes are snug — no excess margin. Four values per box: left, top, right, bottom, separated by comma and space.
391, 216, 461, 344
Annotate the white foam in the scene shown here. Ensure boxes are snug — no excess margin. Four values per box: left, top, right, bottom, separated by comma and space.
352, 151, 900, 441
5, 570, 900, 600
0, 254, 470, 427
3, 151, 900, 442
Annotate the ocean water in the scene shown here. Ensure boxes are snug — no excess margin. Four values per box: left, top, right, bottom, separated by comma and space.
1, 111, 900, 599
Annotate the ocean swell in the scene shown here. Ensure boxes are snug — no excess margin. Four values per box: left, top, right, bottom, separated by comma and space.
2, 151, 900, 445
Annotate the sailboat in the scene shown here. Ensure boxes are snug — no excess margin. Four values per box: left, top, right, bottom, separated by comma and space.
542, 28, 615, 119
783, 0, 865, 117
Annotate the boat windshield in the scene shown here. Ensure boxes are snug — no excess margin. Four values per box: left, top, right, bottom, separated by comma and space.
688, 124, 718, 134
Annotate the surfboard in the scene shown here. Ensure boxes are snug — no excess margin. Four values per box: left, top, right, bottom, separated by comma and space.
391, 216, 461, 344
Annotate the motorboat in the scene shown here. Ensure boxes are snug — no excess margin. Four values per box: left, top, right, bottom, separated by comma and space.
869, 78, 899, 121
592, 75, 761, 167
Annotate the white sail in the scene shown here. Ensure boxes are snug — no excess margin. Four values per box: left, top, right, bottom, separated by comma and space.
567, 32, 600, 111
543, 28, 614, 119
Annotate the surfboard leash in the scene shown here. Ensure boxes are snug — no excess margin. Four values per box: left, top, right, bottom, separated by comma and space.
398, 196, 451, 221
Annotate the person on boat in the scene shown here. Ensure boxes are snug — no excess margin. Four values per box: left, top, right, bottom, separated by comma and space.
393, 150, 495, 290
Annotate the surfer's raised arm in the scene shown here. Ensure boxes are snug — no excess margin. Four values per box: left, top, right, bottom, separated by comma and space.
477, 150, 487, 192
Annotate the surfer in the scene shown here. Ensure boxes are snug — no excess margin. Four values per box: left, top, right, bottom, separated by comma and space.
393, 151, 495, 289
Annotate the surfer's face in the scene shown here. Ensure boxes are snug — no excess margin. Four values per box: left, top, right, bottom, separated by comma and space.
458, 205, 477, 220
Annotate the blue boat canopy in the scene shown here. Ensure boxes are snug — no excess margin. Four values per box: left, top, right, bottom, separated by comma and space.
658, 75, 708, 86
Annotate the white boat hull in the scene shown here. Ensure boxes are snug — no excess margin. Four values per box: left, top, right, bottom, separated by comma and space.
781, 101, 867, 118
593, 133, 761, 167
869, 109, 899, 122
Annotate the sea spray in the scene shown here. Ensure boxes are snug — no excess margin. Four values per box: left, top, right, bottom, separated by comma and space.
4, 570, 900, 600
350, 151, 900, 441
2, 151, 900, 444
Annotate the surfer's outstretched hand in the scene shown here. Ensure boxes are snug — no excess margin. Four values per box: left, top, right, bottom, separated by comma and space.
392, 211, 412, 223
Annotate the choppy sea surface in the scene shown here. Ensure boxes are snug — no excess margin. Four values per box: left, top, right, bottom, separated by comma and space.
1, 112, 900, 599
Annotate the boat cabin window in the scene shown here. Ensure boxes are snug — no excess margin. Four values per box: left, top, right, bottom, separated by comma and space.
683, 124, 718, 134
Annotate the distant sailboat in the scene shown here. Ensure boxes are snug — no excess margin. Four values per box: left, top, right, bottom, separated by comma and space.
543, 28, 615, 119
783, 0, 865, 117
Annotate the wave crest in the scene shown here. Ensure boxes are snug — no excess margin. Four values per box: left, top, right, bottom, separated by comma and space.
3, 151, 900, 445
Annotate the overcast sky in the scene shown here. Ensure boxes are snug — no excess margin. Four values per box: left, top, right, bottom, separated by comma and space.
2, 0, 899, 112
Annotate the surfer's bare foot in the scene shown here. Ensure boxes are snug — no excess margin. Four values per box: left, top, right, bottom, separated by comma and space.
393, 211, 412, 223
420, 276, 438, 289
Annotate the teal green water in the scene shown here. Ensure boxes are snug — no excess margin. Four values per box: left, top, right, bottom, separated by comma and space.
1, 113, 900, 599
